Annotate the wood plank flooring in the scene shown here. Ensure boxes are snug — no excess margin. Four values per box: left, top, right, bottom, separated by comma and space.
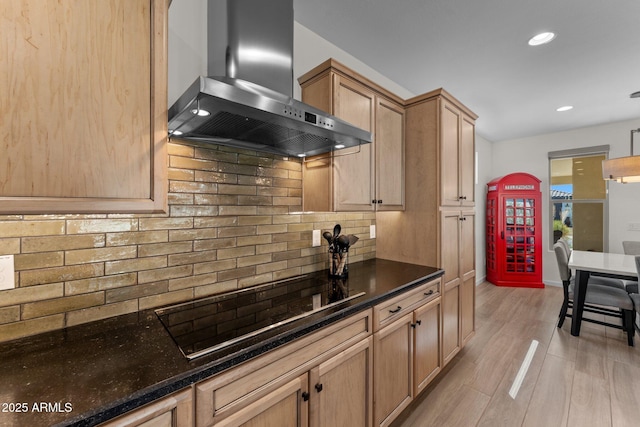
390, 282, 640, 427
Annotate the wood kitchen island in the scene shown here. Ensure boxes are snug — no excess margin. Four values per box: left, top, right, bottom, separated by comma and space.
0, 259, 448, 427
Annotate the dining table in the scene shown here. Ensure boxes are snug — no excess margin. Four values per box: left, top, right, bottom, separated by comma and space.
568, 250, 638, 336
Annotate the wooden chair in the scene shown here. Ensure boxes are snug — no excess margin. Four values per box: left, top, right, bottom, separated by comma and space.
553, 242, 635, 346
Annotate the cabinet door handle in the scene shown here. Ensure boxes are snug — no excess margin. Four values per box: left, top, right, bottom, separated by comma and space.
411, 320, 422, 328
302, 392, 310, 401
389, 306, 402, 314
315, 383, 323, 393
424, 289, 434, 297
377, 199, 383, 204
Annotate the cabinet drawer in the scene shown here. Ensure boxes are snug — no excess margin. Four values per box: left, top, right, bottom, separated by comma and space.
373, 279, 440, 331
196, 309, 372, 426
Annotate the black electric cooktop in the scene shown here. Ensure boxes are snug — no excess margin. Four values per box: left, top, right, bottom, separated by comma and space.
156, 274, 363, 360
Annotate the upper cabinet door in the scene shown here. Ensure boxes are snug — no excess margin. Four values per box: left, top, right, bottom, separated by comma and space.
375, 98, 405, 211
460, 116, 476, 207
440, 100, 475, 207
0, 0, 168, 213
440, 102, 461, 206
332, 75, 376, 211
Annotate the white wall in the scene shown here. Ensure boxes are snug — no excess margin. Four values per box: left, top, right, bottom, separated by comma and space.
167, 1, 414, 105
293, 23, 414, 100
487, 118, 640, 286
168, 0, 208, 106
474, 134, 494, 283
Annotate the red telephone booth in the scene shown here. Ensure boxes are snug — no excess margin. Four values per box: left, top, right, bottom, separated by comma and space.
486, 173, 544, 288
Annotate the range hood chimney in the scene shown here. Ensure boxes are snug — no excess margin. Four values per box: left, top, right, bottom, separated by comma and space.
168, 0, 372, 158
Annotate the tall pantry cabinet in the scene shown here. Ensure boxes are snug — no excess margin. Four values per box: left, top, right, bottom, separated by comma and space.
376, 89, 478, 365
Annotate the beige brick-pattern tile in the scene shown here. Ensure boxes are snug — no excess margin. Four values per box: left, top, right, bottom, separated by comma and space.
0, 315, 65, 342
139, 289, 194, 311
138, 241, 193, 258
169, 228, 217, 242
217, 246, 255, 260
66, 300, 138, 327
22, 293, 105, 319
65, 246, 138, 265
139, 217, 193, 231
169, 272, 218, 291
105, 256, 167, 275
194, 279, 238, 299
15, 252, 64, 270
65, 273, 138, 295
0, 306, 20, 325
0, 284, 64, 307
237, 254, 272, 268
138, 265, 193, 284
22, 234, 106, 253
193, 259, 236, 276
106, 281, 169, 304
218, 206, 258, 216
106, 230, 168, 246
66, 219, 138, 234
0, 220, 65, 237
168, 250, 216, 267
21, 264, 104, 287
0, 143, 378, 343
0, 238, 20, 255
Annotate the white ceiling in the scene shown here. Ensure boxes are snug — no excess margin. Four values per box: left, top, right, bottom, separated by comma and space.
294, 0, 640, 142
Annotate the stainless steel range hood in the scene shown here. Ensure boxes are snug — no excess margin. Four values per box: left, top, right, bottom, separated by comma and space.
168, 0, 372, 158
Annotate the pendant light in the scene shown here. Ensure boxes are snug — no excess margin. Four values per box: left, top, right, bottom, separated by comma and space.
602, 128, 640, 183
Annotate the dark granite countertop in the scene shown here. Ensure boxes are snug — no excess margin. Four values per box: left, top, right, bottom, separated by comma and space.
0, 258, 442, 427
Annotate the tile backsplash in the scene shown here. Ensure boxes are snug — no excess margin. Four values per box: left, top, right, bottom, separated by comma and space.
0, 142, 376, 343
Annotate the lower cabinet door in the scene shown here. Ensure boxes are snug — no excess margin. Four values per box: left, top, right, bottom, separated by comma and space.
373, 313, 413, 427
216, 374, 309, 427
442, 282, 461, 365
460, 275, 476, 346
311, 336, 373, 427
413, 297, 441, 396
98, 388, 193, 427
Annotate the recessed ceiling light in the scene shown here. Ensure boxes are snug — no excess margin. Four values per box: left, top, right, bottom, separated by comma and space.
297, 154, 306, 158
335, 144, 345, 149
528, 32, 556, 46
169, 129, 183, 136
556, 105, 573, 112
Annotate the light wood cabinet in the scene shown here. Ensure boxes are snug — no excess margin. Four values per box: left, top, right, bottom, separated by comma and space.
0, 0, 168, 214
99, 388, 193, 427
299, 59, 404, 212
374, 98, 405, 210
195, 310, 373, 427
373, 313, 413, 427
376, 89, 477, 367
441, 100, 476, 207
310, 337, 373, 427
214, 374, 309, 427
412, 296, 441, 396
441, 209, 476, 364
372, 279, 441, 427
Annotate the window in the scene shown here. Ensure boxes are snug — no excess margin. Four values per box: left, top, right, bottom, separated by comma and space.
548, 146, 609, 252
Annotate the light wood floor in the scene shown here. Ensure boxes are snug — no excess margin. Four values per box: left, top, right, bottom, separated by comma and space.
391, 282, 640, 427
